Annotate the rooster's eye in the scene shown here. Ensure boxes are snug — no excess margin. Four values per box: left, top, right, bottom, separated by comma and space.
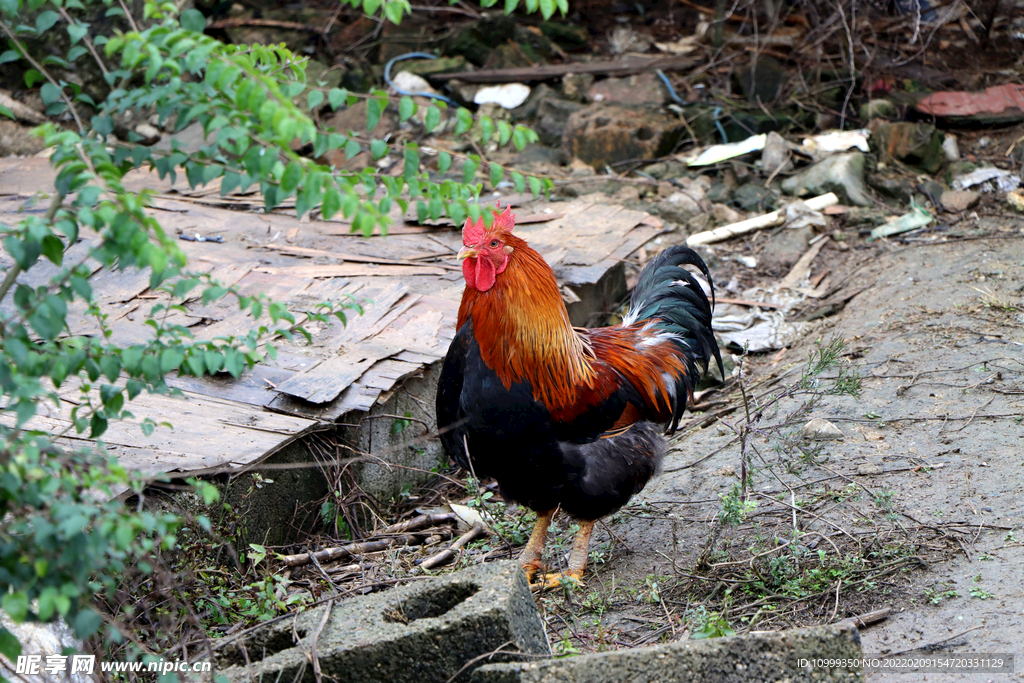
490, 240, 499, 248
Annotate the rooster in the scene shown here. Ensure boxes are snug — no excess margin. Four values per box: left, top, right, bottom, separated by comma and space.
436, 204, 721, 587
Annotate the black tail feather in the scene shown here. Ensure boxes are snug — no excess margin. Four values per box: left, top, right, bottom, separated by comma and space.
628, 246, 723, 433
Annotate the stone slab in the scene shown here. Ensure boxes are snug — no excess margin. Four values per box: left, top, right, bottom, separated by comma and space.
471, 623, 863, 682
208, 561, 550, 683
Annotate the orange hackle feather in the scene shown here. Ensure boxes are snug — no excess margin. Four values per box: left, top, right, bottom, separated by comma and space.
458, 204, 692, 425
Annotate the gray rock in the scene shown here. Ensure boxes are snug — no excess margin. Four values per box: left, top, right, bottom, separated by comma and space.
803, 418, 844, 441
207, 561, 548, 683
0, 119, 46, 156
473, 623, 863, 682
644, 159, 688, 180
760, 224, 814, 272
706, 182, 731, 203
535, 97, 583, 147
587, 72, 667, 106
513, 143, 568, 172
867, 173, 913, 204
0, 613, 88, 683
563, 104, 688, 170
940, 189, 980, 212
658, 191, 704, 223
856, 464, 884, 475
781, 152, 871, 206
761, 131, 792, 175
560, 73, 594, 102
510, 83, 555, 121
732, 183, 774, 211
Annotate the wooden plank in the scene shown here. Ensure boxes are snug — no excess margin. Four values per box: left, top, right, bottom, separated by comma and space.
273, 341, 400, 403
166, 364, 294, 407
6, 387, 319, 474
429, 54, 700, 83
254, 264, 448, 278
262, 244, 461, 271
326, 281, 410, 348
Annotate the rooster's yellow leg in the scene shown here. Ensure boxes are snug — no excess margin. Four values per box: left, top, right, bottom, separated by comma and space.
520, 509, 555, 582
536, 520, 595, 590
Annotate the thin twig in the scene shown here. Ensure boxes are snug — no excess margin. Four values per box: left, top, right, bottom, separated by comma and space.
416, 522, 488, 571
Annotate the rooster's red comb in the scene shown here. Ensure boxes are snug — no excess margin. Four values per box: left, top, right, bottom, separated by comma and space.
461, 202, 516, 244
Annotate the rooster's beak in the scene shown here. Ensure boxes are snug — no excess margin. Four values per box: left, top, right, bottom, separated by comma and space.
457, 246, 479, 260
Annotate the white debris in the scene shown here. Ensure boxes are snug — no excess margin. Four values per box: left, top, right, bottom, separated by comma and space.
952, 167, 1022, 193
391, 71, 438, 96
684, 134, 767, 167
783, 200, 828, 230
803, 418, 844, 441
799, 129, 870, 159
473, 83, 531, 109
942, 134, 960, 161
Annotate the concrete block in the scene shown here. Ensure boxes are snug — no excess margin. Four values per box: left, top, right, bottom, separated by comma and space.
209, 561, 549, 683
472, 623, 863, 683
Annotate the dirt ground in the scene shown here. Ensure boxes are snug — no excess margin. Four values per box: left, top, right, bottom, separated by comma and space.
526, 219, 1024, 681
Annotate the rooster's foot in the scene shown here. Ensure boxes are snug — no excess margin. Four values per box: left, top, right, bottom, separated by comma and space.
530, 571, 584, 591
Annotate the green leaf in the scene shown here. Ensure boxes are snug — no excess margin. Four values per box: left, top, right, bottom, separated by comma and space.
528, 175, 542, 197
438, 151, 451, 173
160, 348, 184, 373
363, 0, 382, 16
221, 171, 241, 196
398, 95, 416, 122
0, 627, 20, 662
180, 8, 206, 32
479, 115, 494, 144
497, 120, 512, 146
344, 138, 360, 160
280, 161, 303, 196
505, 0, 519, 12
1, 592, 28, 623
41, 234, 64, 265
370, 138, 388, 160
539, 0, 555, 19
0, 49, 19, 65
489, 162, 503, 187
424, 105, 440, 133
66, 23, 87, 44
92, 114, 113, 137
322, 186, 341, 219
366, 98, 382, 131
307, 89, 325, 111
74, 609, 102, 639
99, 354, 121, 382
24, 69, 44, 88
454, 107, 472, 135
0, 104, 12, 120
463, 157, 477, 184
0, 0, 16, 18
511, 170, 525, 193
40, 82, 62, 106
36, 10, 59, 33
328, 87, 347, 110
383, 0, 405, 23
512, 127, 527, 151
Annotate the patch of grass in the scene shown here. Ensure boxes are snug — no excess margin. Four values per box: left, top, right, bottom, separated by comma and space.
923, 583, 959, 604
